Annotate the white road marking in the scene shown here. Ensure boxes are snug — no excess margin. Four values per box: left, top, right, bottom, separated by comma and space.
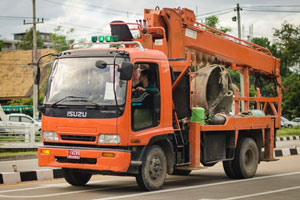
222, 185, 300, 200
0, 179, 116, 194
0, 176, 183, 198
91, 171, 300, 200
0, 183, 137, 198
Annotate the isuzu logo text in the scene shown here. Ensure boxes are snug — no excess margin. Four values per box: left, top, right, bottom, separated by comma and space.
67, 111, 87, 118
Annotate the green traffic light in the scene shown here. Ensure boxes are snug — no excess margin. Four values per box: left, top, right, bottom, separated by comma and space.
105, 36, 111, 42
112, 35, 118, 42
99, 36, 104, 42
91, 36, 97, 42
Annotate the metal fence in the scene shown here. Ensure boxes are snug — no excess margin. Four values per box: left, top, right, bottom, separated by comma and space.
0, 123, 41, 146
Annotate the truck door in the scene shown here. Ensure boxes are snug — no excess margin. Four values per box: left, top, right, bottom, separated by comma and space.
131, 62, 161, 131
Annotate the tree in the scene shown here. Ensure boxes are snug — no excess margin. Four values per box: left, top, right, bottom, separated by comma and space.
273, 22, 300, 74
205, 16, 231, 33
282, 73, 300, 119
50, 26, 75, 52
0, 40, 3, 51
18, 27, 44, 50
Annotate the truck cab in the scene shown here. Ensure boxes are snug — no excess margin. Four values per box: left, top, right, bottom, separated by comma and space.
38, 46, 174, 190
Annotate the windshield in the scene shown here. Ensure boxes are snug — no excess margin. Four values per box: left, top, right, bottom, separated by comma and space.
44, 57, 127, 106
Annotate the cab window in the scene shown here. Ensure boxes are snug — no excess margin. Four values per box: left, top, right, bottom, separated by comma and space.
131, 62, 161, 131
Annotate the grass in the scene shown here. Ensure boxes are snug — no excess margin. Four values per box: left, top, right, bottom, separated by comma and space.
0, 151, 37, 156
277, 127, 300, 137
0, 135, 42, 142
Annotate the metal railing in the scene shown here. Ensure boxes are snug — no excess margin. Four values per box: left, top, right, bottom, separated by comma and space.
0, 123, 41, 146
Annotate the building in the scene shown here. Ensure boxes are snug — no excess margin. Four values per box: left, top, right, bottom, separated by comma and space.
1, 39, 20, 51
14, 32, 52, 42
1, 32, 54, 51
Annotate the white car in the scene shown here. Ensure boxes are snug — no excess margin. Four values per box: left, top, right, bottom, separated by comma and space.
291, 117, 300, 127
281, 116, 299, 128
6, 113, 41, 131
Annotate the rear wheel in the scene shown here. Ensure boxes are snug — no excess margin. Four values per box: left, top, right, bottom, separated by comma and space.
223, 160, 238, 179
62, 168, 92, 186
136, 145, 167, 191
223, 138, 259, 179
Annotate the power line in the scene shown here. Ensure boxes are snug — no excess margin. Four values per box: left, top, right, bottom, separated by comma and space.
42, 0, 143, 17
243, 9, 300, 13
0, 15, 43, 19
197, 8, 233, 17
243, 5, 300, 8
196, 10, 233, 20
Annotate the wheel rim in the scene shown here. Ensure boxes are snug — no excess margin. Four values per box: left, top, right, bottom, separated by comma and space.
245, 149, 254, 169
149, 156, 162, 180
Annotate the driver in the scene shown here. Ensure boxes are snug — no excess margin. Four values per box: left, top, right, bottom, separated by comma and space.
132, 70, 158, 96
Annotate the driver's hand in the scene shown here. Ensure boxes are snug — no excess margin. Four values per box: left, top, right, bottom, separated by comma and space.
135, 87, 145, 92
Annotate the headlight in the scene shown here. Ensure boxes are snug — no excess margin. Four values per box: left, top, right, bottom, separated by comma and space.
43, 131, 59, 141
98, 134, 120, 144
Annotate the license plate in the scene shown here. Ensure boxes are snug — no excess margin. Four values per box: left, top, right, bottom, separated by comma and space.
67, 149, 80, 159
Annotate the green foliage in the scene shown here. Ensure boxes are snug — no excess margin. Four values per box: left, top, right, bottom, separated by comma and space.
18, 28, 44, 50
205, 16, 231, 33
8, 98, 32, 105
277, 127, 300, 136
252, 37, 287, 76
228, 68, 240, 88
274, 22, 300, 74
0, 40, 3, 51
282, 73, 300, 119
50, 26, 75, 52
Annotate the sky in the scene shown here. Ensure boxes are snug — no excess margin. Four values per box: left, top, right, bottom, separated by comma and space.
0, 0, 300, 42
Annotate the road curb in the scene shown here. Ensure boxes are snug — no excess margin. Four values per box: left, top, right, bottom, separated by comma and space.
274, 148, 300, 157
276, 136, 300, 141
0, 168, 63, 185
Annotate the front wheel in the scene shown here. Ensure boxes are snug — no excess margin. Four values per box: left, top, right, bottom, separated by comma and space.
62, 168, 92, 186
136, 145, 167, 191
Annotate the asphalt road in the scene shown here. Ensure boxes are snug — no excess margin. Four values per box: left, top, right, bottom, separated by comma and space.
0, 155, 300, 200
1, 139, 299, 172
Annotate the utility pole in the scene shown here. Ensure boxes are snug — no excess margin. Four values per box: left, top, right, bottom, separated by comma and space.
235, 3, 245, 111
237, 3, 241, 39
32, 0, 38, 121
24, 0, 43, 120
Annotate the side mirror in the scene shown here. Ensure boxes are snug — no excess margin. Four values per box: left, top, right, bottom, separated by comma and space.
118, 62, 133, 81
95, 60, 107, 69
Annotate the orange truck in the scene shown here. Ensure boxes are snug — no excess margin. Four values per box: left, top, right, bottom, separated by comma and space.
37, 7, 281, 191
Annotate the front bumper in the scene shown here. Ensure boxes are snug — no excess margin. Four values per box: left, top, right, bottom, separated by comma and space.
38, 145, 131, 172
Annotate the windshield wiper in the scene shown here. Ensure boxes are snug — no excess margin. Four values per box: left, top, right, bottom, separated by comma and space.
49, 96, 94, 108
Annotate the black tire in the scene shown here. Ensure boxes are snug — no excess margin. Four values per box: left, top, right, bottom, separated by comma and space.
223, 160, 238, 179
288, 124, 292, 128
62, 168, 92, 186
235, 138, 259, 178
223, 138, 259, 179
136, 145, 167, 191
172, 169, 192, 176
